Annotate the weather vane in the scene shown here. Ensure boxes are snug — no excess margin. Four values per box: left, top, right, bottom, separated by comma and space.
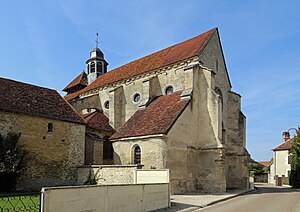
95, 33, 99, 48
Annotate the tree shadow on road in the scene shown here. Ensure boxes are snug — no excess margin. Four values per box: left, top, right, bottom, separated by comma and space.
242, 183, 300, 195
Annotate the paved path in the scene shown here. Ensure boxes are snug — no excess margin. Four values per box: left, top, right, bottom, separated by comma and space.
155, 188, 253, 211
198, 183, 300, 212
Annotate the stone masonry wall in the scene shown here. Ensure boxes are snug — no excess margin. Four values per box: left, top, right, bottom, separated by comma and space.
199, 31, 231, 146
226, 91, 249, 189
77, 165, 137, 185
113, 137, 167, 169
0, 111, 85, 191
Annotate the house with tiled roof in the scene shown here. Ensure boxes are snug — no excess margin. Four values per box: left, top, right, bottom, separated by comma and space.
271, 132, 294, 186
268, 158, 275, 184
63, 28, 249, 194
0, 77, 86, 191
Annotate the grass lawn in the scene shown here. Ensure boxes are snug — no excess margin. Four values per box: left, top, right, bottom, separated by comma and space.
0, 193, 40, 211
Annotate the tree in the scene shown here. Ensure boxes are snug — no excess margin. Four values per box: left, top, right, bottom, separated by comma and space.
249, 163, 264, 177
289, 134, 300, 188
0, 132, 26, 192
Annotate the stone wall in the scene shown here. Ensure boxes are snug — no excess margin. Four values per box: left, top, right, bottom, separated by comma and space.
0, 111, 85, 191
226, 91, 249, 189
226, 155, 249, 189
199, 31, 231, 146
77, 165, 137, 185
113, 137, 167, 169
84, 127, 113, 165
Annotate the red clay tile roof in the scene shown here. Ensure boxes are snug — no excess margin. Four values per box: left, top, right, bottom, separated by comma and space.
65, 28, 216, 101
82, 110, 115, 133
63, 71, 87, 92
258, 161, 270, 167
273, 138, 294, 151
110, 92, 189, 140
0, 77, 85, 124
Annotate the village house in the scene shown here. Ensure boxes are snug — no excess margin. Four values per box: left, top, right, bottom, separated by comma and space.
0, 77, 86, 191
64, 28, 249, 194
268, 158, 275, 184
272, 132, 293, 186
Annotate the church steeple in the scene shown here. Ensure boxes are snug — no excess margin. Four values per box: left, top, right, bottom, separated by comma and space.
86, 33, 108, 85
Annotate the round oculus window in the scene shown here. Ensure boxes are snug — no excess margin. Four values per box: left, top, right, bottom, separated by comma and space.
133, 93, 141, 103
104, 101, 109, 109
165, 86, 174, 95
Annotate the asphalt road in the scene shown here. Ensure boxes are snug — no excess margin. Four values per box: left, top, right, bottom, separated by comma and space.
198, 183, 300, 212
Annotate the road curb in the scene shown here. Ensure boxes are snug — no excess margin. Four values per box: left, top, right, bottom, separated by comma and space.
204, 188, 257, 208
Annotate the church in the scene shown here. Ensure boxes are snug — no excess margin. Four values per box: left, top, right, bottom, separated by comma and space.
64, 28, 249, 194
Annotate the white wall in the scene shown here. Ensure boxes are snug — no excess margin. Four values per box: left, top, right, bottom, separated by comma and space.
275, 150, 290, 177
41, 183, 170, 212
268, 163, 275, 184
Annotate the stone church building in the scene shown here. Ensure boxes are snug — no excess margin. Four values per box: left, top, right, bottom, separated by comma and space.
64, 28, 249, 194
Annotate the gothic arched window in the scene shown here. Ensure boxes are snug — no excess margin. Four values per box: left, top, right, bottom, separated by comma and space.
134, 145, 141, 164
215, 87, 224, 142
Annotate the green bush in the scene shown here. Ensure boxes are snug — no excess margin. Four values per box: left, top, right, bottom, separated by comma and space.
249, 163, 264, 177
289, 134, 300, 188
0, 132, 26, 192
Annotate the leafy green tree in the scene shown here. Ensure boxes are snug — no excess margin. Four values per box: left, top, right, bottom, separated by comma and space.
289, 134, 300, 188
0, 132, 26, 192
249, 163, 264, 178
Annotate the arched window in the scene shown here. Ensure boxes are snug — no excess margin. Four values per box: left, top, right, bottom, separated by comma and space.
222, 122, 226, 144
134, 145, 141, 164
215, 87, 223, 142
103, 136, 113, 160
90, 62, 95, 73
215, 88, 223, 102
87, 64, 90, 74
97, 62, 102, 74
104, 100, 109, 109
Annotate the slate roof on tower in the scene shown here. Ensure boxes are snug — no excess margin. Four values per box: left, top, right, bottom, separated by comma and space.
81, 110, 115, 133
64, 28, 217, 101
110, 92, 189, 140
0, 77, 85, 124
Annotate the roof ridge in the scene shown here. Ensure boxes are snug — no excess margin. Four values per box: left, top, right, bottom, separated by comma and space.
110, 91, 190, 140
65, 28, 216, 101
106, 30, 215, 73
60, 92, 86, 124
0, 77, 56, 91
85, 111, 98, 122
0, 77, 85, 124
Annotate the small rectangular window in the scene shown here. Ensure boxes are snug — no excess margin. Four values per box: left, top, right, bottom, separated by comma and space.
48, 123, 53, 132
288, 155, 291, 164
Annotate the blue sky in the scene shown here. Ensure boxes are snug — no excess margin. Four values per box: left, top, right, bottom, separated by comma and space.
0, 0, 299, 161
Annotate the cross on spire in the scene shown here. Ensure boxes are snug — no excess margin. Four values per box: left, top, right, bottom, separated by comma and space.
95, 33, 99, 48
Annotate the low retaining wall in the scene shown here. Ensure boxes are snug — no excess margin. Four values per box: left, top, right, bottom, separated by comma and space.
77, 165, 169, 185
41, 183, 170, 212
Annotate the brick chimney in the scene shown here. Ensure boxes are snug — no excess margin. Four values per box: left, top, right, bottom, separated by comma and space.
282, 131, 290, 143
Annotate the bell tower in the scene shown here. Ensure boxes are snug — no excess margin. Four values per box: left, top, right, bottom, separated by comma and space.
86, 33, 108, 85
